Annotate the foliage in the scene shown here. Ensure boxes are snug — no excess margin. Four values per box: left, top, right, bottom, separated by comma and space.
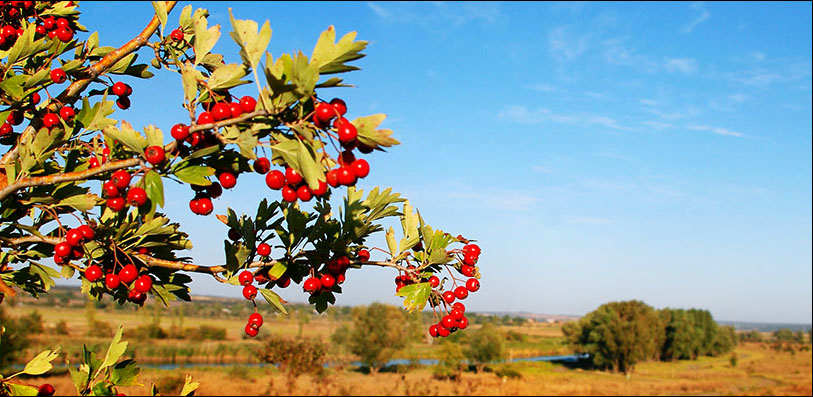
332, 302, 410, 373
464, 322, 506, 373
259, 336, 326, 379
0, 307, 30, 372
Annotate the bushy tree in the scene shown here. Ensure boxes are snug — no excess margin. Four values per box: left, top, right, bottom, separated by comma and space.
0, 307, 30, 372
334, 302, 410, 374
464, 322, 505, 373
260, 336, 326, 379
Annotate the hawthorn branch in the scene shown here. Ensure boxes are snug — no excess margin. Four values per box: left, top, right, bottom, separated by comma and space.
0, 158, 143, 201
0, 1, 178, 167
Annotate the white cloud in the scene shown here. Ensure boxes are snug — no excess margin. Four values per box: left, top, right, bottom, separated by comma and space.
566, 216, 611, 225
664, 58, 698, 74
366, 2, 389, 18
687, 124, 745, 138
499, 105, 634, 131
642, 120, 675, 131
527, 83, 557, 92
682, 2, 710, 33
639, 99, 659, 106
548, 25, 590, 61
727, 93, 749, 103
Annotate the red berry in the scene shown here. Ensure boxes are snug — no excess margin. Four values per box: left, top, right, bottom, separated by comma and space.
277, 276, 291, 288
333, 117, 348, 129
296, 185, 312, 202
265, 170, 285, 190
85, 265, 102, 282
128, 290, 146, 305
463, 252, 478, 266
429, 324, 439, 338
314, 102, 335, 124
144, 145, 165, 166
239, 96, 257, 113
454, 286, 469, 300
336, 167, 356, 186
450, 308, 464, 321
461, 265, 476, 277
457, 317, 469, 330
43, 17, 56, 30
207, 182, 223, 198
437, 324, 451, 337
106, 197, 126, 212
441, 315, 456, 329
351, 159, 370, 178
327, 259, 343, 276
54, 242, 70, 257
311, 180, 328, 196
466, 278, 480, 292
197, 197, 213, 215
78, 225, 95, 240
242, 284, 258, 300
212, 102, 231, 121
428, 275, 440, 288
245, 323, 259, 337
71, 246, 84, 260
303, 277, 321, 293
116, 96, 130, 110
37, 384, 55, 397
357, 249, 371, 262
442, 291, 455, 304
119, 264, 138, 283
281, 185, 297, 202
329, 98, 347, 116
35, 25, 47, 36
89, 157, 100, 169
248, 312, 263, 327
321, 274, 336, 289
337, 123, 357, 144
59, 106, 75, 121
285, 167, 303, 186
55, 26, 73, 42
229, 102, 243, 118
188, 198, 200, 214
127, 187, 147, 207
171, 123, 189, 140
339, 150, 356, 167
257, 243, 271, 257
239, 270, 254, 286
228, 228, 242, 241
5, 111, 20, 127
50, 68, 66, 84
170, 28, 184, 41
218, 172, 237, 189
66, 229, 83, 246
111, 170, 131, 189
463, 244, 481, 256
105, 273, 121, 289
42, 113, 60, 128
56, 18, 69, 29
197, 111, 213, 125
111, 82, 128, 96
253, 157, 271, 174
326, 169, 339, 187
134, 275, 153, 293
453, 302, 466, 313
0, 123, 12, 137
336, 272, 346, 284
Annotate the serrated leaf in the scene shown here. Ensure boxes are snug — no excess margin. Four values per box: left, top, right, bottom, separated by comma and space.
310, 26, 367, 75
0, 75, 28, 100
386, 227, 397, 258
235, 128, 258, 159
180, 375, 200, 396
144, 125, 163, 147
353, 114, 399, 148
192, 8, 221, 65
152, 1, 168, 36
181, 63, 199, 103
103, 121, 147, 153
98, 326, 127, 374
173, 164, 214, 185
296, 140, 324, 190
110, 359, 140, 387
395, 282, 431, 313
58, 194, 100, 212
8, 383, 39, 396
22, 348, 60, 376
207, 63, 249, 91
259, 288, 288, 315
228, 10, 272, 68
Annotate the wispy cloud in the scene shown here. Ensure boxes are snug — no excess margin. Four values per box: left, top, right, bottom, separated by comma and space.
366, 2, 506, 28
566, 216, 611, 225
727, 93, 750, 103
664, 58, 698, 74
687, 124, 745, 138
499, 105, 633, 131
642, 120, 675, 131
548, 25, 591, 61
527, 83, 557, 92
682, 2, 710, 33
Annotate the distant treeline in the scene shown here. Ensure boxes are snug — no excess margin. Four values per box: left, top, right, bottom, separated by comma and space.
561, 300, 737, 375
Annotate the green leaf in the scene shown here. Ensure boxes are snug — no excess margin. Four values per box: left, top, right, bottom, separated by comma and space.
6, 23, 36, 66
235, 128, 258, 159
386, 227, 397, 257
144, 170, 164, 208
268, 262, 287, 280
8, 383, 39, 396
152, 1, 168, 37
58, 194, 100, 212
228, 9, 272, 68
68, 364, 89, 395
259, 288, 288, 315
144, 125, 163, 147
353, 114, 400, 148
98, 326, 127, 375
395, 282, 431, 313
108, 53, 137, 74
310, 25, 368, 75
180, 375, 200, 396
181, 64, 199, 103
207, 63, 249, 91
173, 164, 215, 186
22, 348, 60, 376
110, 359, 140, 387
0, 75, 28, 100
296, 140, 325, 190
103, 121, 147, 153
192, 8, 221, 65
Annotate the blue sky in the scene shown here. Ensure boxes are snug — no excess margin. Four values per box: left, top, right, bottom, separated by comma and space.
69, 2, 812, 324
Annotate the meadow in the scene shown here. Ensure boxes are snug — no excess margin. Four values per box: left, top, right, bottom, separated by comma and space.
5, 298, 811, 396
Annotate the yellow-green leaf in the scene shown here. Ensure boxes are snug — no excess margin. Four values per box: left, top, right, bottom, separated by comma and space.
22, 348, 60, 376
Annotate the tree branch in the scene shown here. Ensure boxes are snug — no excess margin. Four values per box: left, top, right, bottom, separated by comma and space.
0, 158, 143, 201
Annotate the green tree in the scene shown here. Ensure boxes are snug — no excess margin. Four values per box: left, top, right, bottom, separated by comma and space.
464, 322, 506, 373
334, 302, 409, 374
0, 307, 29, 372
660, 308, 699, 360
563, 300, 662, 375
260, 336, 326, 380
773, 328, 794, 342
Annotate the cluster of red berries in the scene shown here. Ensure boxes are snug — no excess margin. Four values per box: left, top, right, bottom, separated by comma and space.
111, 81, 133, 110
88, 145, 109, 168
197, 95, 256, 125
85, 260, 153, 306
103, 170, 148, 212
1, 2, 76, 49
428, 243, 481, 338
302, 250, 368, 295
52, 224, 93, 265
237, 270, 265, 337
1, 88, 72, 140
